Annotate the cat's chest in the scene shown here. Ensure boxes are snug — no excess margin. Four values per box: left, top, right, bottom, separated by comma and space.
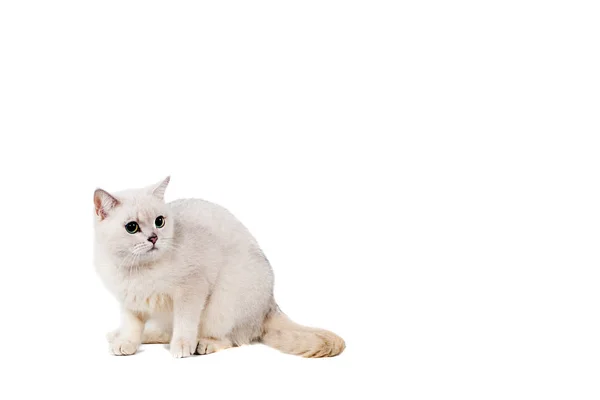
117, 270, 174, 313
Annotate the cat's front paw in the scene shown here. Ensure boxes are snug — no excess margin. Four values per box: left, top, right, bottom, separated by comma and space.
106, 329, 119, 342
170, 337, 196, 358
109, 337, 140, 356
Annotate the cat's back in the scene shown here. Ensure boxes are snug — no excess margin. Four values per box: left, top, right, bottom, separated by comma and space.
168, 198, 256, 247
168, 198, 229, 221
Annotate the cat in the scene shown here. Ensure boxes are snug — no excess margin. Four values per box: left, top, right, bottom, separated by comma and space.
94, 177, 345, 358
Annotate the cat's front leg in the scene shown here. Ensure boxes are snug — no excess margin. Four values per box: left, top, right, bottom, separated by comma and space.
108, 308, 145, 356
170, 282, 207, 358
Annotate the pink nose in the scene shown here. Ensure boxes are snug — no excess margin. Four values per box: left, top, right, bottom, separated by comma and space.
148, 234, 158, 244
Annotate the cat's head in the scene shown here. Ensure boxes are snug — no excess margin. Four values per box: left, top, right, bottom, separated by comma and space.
93, 177, 175, 266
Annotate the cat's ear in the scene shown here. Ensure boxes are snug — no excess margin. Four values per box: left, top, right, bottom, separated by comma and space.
94, 189, 119, 220
151, 176, 170, 200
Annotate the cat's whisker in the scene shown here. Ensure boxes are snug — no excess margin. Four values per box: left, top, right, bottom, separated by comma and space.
128, 254, 139, 276
117, 253, 134, 270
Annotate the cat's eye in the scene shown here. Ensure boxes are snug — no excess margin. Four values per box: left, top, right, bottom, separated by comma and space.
125, 221, 139, 234
155, 216, 165, 228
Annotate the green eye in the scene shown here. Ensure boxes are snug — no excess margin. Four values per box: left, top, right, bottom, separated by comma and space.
125, 221, 139, 234
155, 216, 165, 228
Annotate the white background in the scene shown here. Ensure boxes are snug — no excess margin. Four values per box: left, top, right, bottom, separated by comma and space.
0, 1, 598, 399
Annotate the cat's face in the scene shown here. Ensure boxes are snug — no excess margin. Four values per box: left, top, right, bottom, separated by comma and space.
94, 177, 175, 266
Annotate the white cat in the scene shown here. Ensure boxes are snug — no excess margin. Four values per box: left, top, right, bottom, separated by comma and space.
94, 177, 345, 358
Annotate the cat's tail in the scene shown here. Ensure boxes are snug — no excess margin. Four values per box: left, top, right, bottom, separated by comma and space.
260, 304, 345, 358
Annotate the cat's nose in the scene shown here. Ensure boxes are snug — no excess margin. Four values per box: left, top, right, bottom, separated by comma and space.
147, 234, 158, 245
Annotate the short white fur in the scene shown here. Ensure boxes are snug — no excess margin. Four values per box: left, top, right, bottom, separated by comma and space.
94, 177, 345, 358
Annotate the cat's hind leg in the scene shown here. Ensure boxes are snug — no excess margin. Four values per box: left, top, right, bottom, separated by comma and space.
196, 285, 237, 355
142, 315, 172, 344
142, 329, 171, 344
107, 328, 171, 344
109, 315, 172, 345
196, 337, 233, 355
